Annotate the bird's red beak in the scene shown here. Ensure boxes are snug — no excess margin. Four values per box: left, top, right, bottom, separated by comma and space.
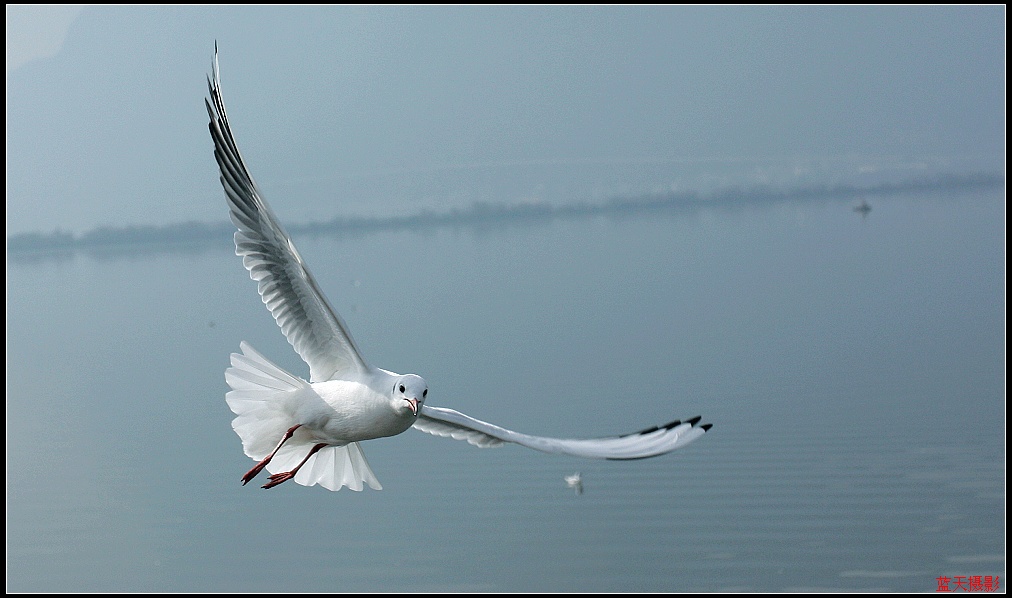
405, 398, 419, 416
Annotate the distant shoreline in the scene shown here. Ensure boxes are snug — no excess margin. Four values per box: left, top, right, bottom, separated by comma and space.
7, 171, 1004, 258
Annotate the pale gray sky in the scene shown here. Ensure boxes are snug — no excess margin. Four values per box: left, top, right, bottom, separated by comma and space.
6, 5, 83, 72
5, 5, 1005, 236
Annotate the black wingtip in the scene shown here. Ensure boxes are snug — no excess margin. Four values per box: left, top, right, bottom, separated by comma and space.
618, 416, 709, 437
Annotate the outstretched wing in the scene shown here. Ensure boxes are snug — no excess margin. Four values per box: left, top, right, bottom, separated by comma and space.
206, 47, 369, 382
414, 405, 711, 460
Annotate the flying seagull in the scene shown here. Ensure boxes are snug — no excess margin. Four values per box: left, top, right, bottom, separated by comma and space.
205, 48, 712, 491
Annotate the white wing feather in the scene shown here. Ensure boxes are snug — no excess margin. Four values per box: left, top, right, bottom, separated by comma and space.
208, 47, 713, 486
415, 405, 711, 460
206, 48, 369, 382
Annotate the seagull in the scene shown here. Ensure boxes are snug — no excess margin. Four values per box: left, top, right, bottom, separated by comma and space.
205, 48, 712, 492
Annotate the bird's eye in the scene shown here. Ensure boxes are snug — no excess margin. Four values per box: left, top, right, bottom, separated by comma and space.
399, 385, 406, 393
423, 389, 427, 398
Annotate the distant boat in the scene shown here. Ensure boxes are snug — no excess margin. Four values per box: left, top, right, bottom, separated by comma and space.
853, 199, 872, 217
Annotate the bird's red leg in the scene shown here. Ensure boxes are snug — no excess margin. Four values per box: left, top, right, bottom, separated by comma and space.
262, 443, 328, 489
241, 424, 302, 485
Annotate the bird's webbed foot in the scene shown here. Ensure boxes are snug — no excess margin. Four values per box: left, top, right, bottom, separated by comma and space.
262, 471, 295, 489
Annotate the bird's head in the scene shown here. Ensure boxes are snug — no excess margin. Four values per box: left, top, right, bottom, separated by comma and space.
393, 374, 427, 417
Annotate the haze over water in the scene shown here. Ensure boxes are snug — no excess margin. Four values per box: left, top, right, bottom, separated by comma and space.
7, 181, 1004, 592
6, 5, 1004, 592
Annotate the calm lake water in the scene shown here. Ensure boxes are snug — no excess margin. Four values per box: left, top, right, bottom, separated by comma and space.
6, 185, 1004, 592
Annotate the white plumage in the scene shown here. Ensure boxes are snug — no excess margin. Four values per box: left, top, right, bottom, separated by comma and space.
206, 47, 711, 492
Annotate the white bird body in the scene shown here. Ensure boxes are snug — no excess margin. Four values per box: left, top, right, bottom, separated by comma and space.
287, 375, 415, 443
225, 342, 425, 490
206, 47, 711, 492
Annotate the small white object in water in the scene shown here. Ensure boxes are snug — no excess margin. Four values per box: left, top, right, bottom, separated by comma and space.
565, 472, 583, 495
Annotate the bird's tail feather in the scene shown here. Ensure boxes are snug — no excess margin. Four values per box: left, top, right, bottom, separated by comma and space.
272, 441, 383, 491
225, 341, 307, 459
224, 341, 382, 491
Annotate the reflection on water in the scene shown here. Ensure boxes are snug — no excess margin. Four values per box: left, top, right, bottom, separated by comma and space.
6, 187, 1004, 592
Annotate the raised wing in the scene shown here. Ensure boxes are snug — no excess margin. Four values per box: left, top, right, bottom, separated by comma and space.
414, 405, 711, 460
206, 48, 369, 382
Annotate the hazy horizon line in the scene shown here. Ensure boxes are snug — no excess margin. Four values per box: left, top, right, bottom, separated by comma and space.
7, 171, 1003, 262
